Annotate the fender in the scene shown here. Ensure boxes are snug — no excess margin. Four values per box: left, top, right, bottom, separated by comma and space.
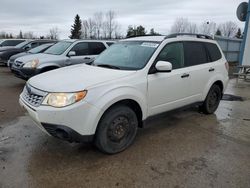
202, 73, 226, 100
86, 85, 147, 134
37, 62, 61, 70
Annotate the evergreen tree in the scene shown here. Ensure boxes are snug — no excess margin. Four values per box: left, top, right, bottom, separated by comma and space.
215, 29, 222, 36
149, 28, 160, 36
69, 14, 82, 39
126, 26, 136, 38
235, 28, 242, 39
19, 30, 23, 38
126, 25, 146, 38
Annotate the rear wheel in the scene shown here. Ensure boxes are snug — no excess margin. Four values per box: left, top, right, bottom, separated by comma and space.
95, 105, 138, 154
200, 84, 222, 114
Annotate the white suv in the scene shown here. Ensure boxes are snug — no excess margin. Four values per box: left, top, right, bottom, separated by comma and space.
19, 34, 229, 154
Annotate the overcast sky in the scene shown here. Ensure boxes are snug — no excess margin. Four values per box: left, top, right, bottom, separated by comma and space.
0, 0, 246, 39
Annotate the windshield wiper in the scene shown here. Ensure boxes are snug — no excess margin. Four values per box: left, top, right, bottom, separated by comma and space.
96, 64, 120, 69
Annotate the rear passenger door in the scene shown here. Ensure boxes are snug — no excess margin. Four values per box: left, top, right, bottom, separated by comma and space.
183, 41, 212, 100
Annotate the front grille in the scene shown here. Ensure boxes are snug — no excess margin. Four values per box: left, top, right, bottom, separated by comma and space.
14, 60, 23, 67
22, 84, 47, 107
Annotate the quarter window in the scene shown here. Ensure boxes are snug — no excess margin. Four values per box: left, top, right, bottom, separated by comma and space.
205, 43, 222, 62
71, 42, 89, 56
184, 42, 209, 67
157, 42, 184, 69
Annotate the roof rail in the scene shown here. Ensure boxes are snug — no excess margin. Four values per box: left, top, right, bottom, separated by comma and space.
165, 33, 213, 40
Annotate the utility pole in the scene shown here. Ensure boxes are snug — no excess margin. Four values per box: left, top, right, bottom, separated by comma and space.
240, 0, 250, 65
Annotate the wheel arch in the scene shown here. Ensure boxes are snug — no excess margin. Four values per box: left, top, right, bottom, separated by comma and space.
202, 77, 225, 100
88, 86, 147, 134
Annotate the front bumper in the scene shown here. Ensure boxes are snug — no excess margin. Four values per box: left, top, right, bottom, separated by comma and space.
11, 65, 40, 80
19, 96, 100, 143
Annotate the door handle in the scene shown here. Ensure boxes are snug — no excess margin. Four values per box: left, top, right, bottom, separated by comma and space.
181, 73, 190, 78
84, 57, 91, 60
209, 68, 215, 72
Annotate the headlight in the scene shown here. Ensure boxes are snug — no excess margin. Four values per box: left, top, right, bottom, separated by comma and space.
23, 59, 39, 68
43, 91, 87, 108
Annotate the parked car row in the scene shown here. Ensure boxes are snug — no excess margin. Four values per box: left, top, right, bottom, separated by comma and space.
15, 34, 229, 154
0, 39, 56, 65
0, 39, 115, 80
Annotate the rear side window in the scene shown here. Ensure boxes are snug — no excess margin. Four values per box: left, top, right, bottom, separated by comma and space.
184, 42, 209, 67
156, 42, 184, 69
89, 42, 106, 55
205, 43, 222, 62
71, 42, 89, 56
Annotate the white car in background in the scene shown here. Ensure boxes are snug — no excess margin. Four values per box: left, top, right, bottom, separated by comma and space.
19, 34, 229, 154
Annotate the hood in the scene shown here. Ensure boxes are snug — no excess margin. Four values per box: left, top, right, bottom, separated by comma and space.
17, 53, 61, 63
10, 52, 28, 61
29, 64, 136, 92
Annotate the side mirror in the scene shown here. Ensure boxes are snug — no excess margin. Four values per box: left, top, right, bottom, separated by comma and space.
68, 51, 76, 57
155, 61, 172, 72
24, 46, 30, 51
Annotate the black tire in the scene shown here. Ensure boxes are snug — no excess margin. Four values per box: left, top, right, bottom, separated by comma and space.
95, 105, 138, 154
200, 84, 222, 114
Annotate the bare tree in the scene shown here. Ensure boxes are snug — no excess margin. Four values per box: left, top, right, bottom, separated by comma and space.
114, 24, 122, 39
170, 18, 197, 34
82, 20, 89, 39
171, 18, 189, 33
23, 31, 34, 39
219, 21, 238, 38
106, 10, 117, 39
49, 27, 60, 40
102, 21, 109, 39
199, 21, 216, 36
188, 23, 198, 34
87, 18, 96, 39
94, 12, 103, 39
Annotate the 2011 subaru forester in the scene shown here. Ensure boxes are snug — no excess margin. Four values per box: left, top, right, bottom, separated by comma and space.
19, 34, 229, 154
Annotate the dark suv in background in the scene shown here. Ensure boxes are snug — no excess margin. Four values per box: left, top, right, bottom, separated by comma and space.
0, 39, 56, 65
8, 43, 55, 68
0, 39, 26, 47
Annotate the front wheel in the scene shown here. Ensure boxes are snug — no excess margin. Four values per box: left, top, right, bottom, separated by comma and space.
95, 105, 138, 154
200, 84, 222, 114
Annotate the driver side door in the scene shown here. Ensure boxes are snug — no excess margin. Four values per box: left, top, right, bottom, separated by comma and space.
147, 42, 193, 116
65, 42, 90, 66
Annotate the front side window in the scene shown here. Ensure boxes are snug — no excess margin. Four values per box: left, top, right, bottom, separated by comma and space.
70, 42, 89, 56
156, 42, 184, 69
184, 42, 208, 67
94, 41, 159, 70
89, 42, 106, 55
44, 41, 72, 55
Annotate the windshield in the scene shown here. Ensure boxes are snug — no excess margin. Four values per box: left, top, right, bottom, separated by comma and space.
28, 44, 52, 54
15, 41, 30, 48
44, 41, 72, 55
94, 41, 159, 70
